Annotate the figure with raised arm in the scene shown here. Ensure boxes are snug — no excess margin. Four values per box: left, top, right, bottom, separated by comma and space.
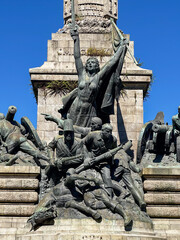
59, 15, 128, 127
43, 113, 102, 138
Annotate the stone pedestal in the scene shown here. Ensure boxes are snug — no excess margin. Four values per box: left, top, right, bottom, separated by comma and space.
0, 167, 167, 240
0, 217, 166, 240
0, 166, 40, 217
143, 167, 180, 239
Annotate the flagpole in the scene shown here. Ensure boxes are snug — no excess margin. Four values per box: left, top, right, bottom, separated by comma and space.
111, 19, 138, 66
71, 0, 76, 29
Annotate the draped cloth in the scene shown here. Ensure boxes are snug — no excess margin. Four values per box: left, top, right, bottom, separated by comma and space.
100, 23, 128, 116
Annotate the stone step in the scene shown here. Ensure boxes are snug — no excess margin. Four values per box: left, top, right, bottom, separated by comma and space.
0, 191, 38, 203
167, 238, 180, 240
0, 229, 157, 238
0, 217, 165, 240
0, 205, 35, 216
0, 178, 39, 190
144, 179, 180, 192
0, 217, 153, 231
29, 229, 156, 236
155, 230, 180, 239
0, 224, 155, 236
0, 166, 40, 177
0, 216, 28, 222
143, 167, 180, 179
152, 219, 180, 240
0, 224, 166, 240
145, 193, 180, 205
153, 219, 180, 231
15, 233, 166, 240
167, 237, 180, 240
147, 206, 180, 218
0, 235, 15, 240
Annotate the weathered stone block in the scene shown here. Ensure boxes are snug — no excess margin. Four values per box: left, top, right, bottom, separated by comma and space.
37, 95, 46, 106
0, 166, 40, 176
143, 168, 180, 178
37, 121, 56, 131
0, 179, 38, 190
144, 180, 180, 192
147, 207, 180, 218
0, 191, 38, 203
0, 205, 35, 216
44, 131, 58, 142
117, 123, 142, 132
145, 193, 180, 205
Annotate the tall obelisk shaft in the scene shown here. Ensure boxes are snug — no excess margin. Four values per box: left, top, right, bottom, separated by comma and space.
64, 0, 118, 23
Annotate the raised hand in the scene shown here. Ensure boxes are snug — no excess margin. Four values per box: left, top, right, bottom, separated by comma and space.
70, 28, 79, 41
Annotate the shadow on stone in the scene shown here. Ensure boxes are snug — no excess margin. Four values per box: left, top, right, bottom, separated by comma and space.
153, 154, 163, 163
125, 220, 133, 232
117, 102, 134, 158
32, 219, 55, 231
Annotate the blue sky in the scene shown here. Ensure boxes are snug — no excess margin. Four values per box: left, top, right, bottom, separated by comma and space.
0, 0, 180, 127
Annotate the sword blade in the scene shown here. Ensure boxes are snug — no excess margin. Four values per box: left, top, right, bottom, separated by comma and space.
71, 0, 75, 28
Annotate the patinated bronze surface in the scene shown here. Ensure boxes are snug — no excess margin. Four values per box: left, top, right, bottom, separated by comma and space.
0, 6, 149, 230
137, 108, 180, 167
26, 13, 149, 229
59, 3, 128, 127
29, 118, 148, 229
0, 108, 49, 167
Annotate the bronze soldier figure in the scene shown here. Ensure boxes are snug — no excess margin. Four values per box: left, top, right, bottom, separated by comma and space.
0, 113, 49, 165
46, 119, 83, 187
112, 149, 146, 211
43, 113, 102, 138
28, 169, 102, 230
82, 123, 117, 197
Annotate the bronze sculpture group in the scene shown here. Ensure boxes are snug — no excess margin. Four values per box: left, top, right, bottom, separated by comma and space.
0, 16, 156, 231
28, 20, 150, 229
28, 118, 146, 230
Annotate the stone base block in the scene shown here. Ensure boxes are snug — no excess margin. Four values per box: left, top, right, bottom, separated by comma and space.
0, 166, 40, 217
143, 167, 180, 218
145, 193, 180, 205
147, 207, 180, 218
0, 166, 40, 177
143, 167, 180, 177
0, 178, 39, 190
16, 233, 166, 240
0, 191, 38, 203
144, 180, 180, 192
152, 219, 180, 240
143, 168, 180, 239
0, 205, 35, 216
0, 218, 166, 240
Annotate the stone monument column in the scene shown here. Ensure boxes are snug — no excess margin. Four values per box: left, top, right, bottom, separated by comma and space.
63, 0, 118, 21
30, 0, 152, 160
